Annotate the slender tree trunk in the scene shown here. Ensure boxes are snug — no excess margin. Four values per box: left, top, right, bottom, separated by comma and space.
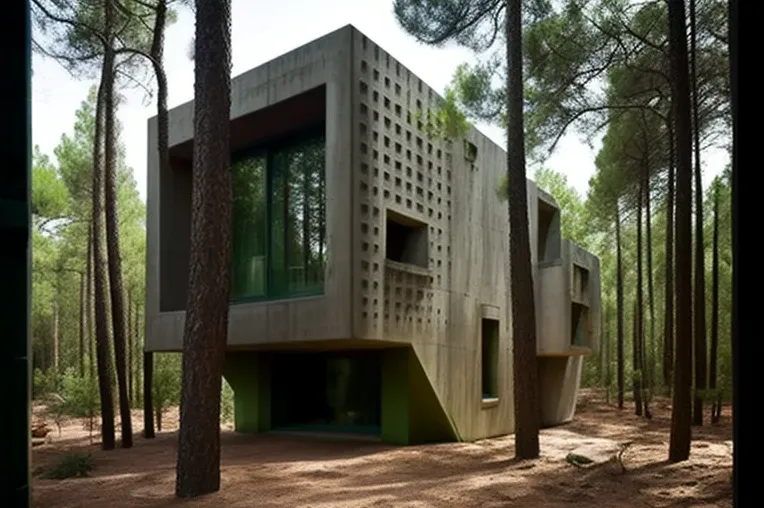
642, 168, 652, 419
128, 290, 133, 406
92, 76, 116, 452
143, 348, 154, 438
156, 405, 163, 433
52, 288, 59, 372
79, 271, 86, 377
143, 0, 170, 441
604, 307, 611, 405
86, 225, 95, 379
102, 0, 132, 448
634, 181, 643, 417
136, 303, 143, 405
506, 0, 540, 460
710, 184, 721, 423
663, 118, 675, 393
645, 166, 656, 399
690, 0, 707, 428
668, 0, 694, 463
175, 0, 233, 496
616, 205, 625, 410
600, 306, 607, 398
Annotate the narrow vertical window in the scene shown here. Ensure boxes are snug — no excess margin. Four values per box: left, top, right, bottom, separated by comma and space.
481, 318, 499, 401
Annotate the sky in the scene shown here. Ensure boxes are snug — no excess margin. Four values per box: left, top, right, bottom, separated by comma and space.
31, 0, 729, 203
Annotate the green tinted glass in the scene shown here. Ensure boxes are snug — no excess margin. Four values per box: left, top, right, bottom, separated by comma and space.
230, 132, 326, 302
231, 154, 267, 300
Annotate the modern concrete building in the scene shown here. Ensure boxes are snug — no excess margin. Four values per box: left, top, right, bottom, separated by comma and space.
145, 25, 601, 444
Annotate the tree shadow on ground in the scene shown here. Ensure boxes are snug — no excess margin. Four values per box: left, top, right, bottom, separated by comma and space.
32, 389, 732, 508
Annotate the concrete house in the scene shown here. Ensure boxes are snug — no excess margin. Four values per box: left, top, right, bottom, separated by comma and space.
145, 25, 602, 445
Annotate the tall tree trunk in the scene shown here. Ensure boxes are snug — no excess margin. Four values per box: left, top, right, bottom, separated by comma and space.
86, 225, 95, 379
690, 0, 707, 428
634, 180, 643, 417
92, 77, 116, 452
79, 271, 86, 377
143, 348, 154, 438
663, 117, 675, 393
642, 168, 652, 419
668, 0, 694, 463
506, 0, 540, 460
128, 290, 133, 406
52, 288, 59, 372
616, 205, 625, 410
710, 183, 721, 423
645, 165, 656, 400
136, 303, 143, 405
102, 0, 132, 448
604, 307, 611, 405
175, 0, 233, 497
144, 0, 170, 441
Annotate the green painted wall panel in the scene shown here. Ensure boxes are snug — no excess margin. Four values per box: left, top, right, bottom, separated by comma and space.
407, 348, 459, 444
225, 346, 458, 445
380, 348, 410, 444
380, 347, 458, 445
223, 352, 270, 433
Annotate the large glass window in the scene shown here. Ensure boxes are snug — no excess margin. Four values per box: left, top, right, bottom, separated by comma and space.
231, 132, 326, 302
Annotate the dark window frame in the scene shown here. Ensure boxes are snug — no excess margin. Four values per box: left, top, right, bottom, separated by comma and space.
229, 124, 327, 304
480, 317, 500, 401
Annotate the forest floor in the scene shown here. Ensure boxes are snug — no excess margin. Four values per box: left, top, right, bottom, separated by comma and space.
31, 389, 732, 508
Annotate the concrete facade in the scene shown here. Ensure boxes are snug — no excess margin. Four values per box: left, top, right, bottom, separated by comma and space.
145, 25, 602, 443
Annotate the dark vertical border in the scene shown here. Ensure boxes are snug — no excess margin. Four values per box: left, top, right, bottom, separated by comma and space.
728, 0, 737, 503
0, 0, 32, 506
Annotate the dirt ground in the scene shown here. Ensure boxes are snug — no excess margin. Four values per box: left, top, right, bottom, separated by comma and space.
31, 389, 732, 508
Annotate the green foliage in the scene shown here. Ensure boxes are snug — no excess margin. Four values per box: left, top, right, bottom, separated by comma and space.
31, 89, 146, 405
221, 378, 234, 424
32, 0, 161, 82
32, 146, 70, 223
40, 453, 94, 480
153, 352, 181, 415
566, 452, 594, 466
57, 368, 100, 420
33, 368, 61, 400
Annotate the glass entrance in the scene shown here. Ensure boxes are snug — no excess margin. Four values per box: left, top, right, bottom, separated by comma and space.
270, 350, 381, 435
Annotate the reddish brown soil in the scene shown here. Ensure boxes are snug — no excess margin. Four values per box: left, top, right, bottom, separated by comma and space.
31, 389, 732, 507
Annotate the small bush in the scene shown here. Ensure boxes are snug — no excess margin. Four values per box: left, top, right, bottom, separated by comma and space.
33, 368, 61, 400
153, 353, 181, 432
46, 368, 100, 441
41, 453, 93, 480
221, 378, 234, 424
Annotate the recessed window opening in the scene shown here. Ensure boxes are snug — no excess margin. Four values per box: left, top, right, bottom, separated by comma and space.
481, 318, 499, 400
464, 140, 478, 162
230, 127, 327, 302
537, 199, 560, 262
385, 210, 428, 268
573, 265, 590, 298
571, 303, 589, 347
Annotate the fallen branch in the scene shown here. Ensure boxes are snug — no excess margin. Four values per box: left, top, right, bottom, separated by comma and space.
615, 441, 633, 474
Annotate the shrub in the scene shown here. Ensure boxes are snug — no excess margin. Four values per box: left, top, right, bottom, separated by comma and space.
40, 453, 93, 480
221, 378, 234, 424
153, 353, 181, 431
46, 368, 100, 442
33, 368, 61, 400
